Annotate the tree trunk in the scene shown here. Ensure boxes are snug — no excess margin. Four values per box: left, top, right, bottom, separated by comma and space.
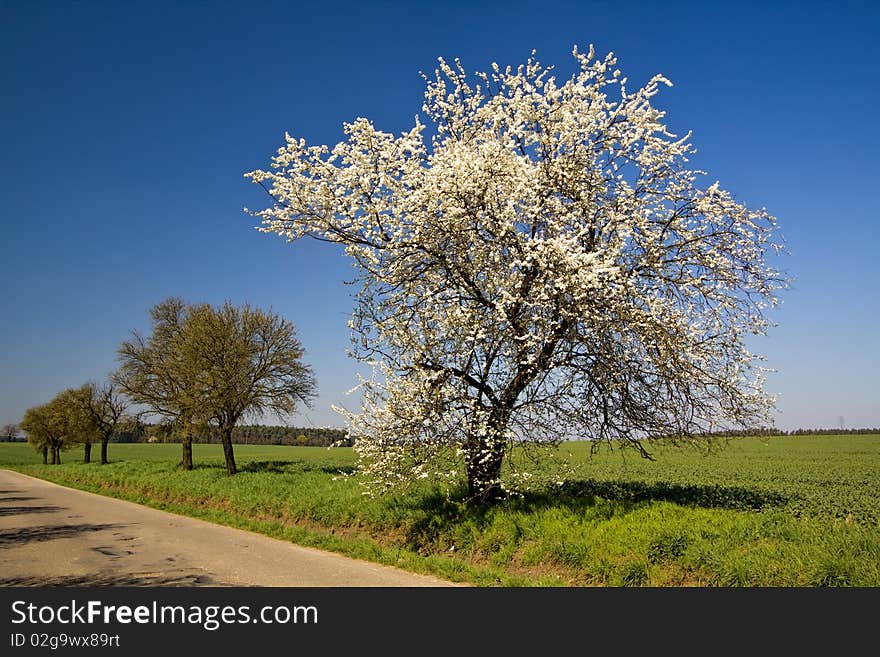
176, 420, 193, 470
41, 446, 48, 465
52, 446, 61, 464
220, 426, 237, 475
465, 442, 505, 503
100, 438, 109, 464
83, 442, 92, 464
465, 409, 510, 504
181, 435, 193, 471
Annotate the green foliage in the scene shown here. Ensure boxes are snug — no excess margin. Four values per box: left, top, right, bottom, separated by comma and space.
115, 298, 317, 473
180, 301, 317, 423
19, 386, 100, 462
617, 561, 649, 587
1, 434, 878, 586
647, 531, 690, 564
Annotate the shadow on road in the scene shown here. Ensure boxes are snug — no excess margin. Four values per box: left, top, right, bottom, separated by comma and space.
0, 523, 127, 547
0, 505, 63, 517
0, 572, 236, 586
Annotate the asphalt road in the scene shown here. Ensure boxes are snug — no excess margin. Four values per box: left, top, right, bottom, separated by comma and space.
0, 469, 456, 587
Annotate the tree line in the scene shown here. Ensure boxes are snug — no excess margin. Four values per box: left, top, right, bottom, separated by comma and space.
132, 423, 349, 447
15, 298, 318, 470
658, 427, 880, 438
18, 383, 127, 464
779, 427, 880, 436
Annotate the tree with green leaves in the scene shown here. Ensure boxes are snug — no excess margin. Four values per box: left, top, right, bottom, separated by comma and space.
56, 386, 100, 463
20, 399, 68, 464
74, 381, 129, 464
115, 298, 207, 470
116, 298, 317, 474
183, 301, 317, 474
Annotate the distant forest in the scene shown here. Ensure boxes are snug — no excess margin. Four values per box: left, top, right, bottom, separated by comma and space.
114, 423, 351, 447
656, 427, 880, 438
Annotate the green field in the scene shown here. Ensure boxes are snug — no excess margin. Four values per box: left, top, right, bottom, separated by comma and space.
1, 435, 878, 586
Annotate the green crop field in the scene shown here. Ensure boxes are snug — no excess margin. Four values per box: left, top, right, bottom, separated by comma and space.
1, 435, 878, 586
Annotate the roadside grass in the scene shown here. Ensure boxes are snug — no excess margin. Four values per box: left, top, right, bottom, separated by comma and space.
1, 435, 878, 586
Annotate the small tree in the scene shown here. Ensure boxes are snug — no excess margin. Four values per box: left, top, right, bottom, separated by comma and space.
20, 400, 69, 464
75, 382, 129, 464
20, 406, 51, 464
246, 46, 786, 502
179, 301, 316, 475
116, 298, 317, 474
56, 387, 100, 463
115, 298, 206, 470
1, 423, 18, 442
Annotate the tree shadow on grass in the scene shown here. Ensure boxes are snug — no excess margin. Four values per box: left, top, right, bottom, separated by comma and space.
400, 478, 789, 550
553, 478, 789, 511
240, 460, 302, 473
319, 465, 357, 476
240, 460, 356, 476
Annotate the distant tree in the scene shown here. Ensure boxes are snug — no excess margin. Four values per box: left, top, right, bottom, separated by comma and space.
116, 298, 317, 474
56, 386, 100, 463
20, 399, 69, 464
1, 423, 18, 442
115, 298, 208, 470
247, 46, 786, 502
74, 382, 129, 464
181, 301, 317, 474
145, 421, 174, 443
20, 406, 52, 464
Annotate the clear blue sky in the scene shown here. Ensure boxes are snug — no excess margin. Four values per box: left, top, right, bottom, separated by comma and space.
2, 0, 878, 431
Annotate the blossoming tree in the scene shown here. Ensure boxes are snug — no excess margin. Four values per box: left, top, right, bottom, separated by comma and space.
246, 47, 785, 503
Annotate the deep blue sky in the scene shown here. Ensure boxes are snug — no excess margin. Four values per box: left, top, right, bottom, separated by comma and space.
2, 0, 878, 431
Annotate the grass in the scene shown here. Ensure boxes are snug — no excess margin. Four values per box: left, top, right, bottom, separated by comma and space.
1, 435, 878, 586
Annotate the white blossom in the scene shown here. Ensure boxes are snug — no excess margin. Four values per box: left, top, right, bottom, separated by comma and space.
245, 46, 786, 503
